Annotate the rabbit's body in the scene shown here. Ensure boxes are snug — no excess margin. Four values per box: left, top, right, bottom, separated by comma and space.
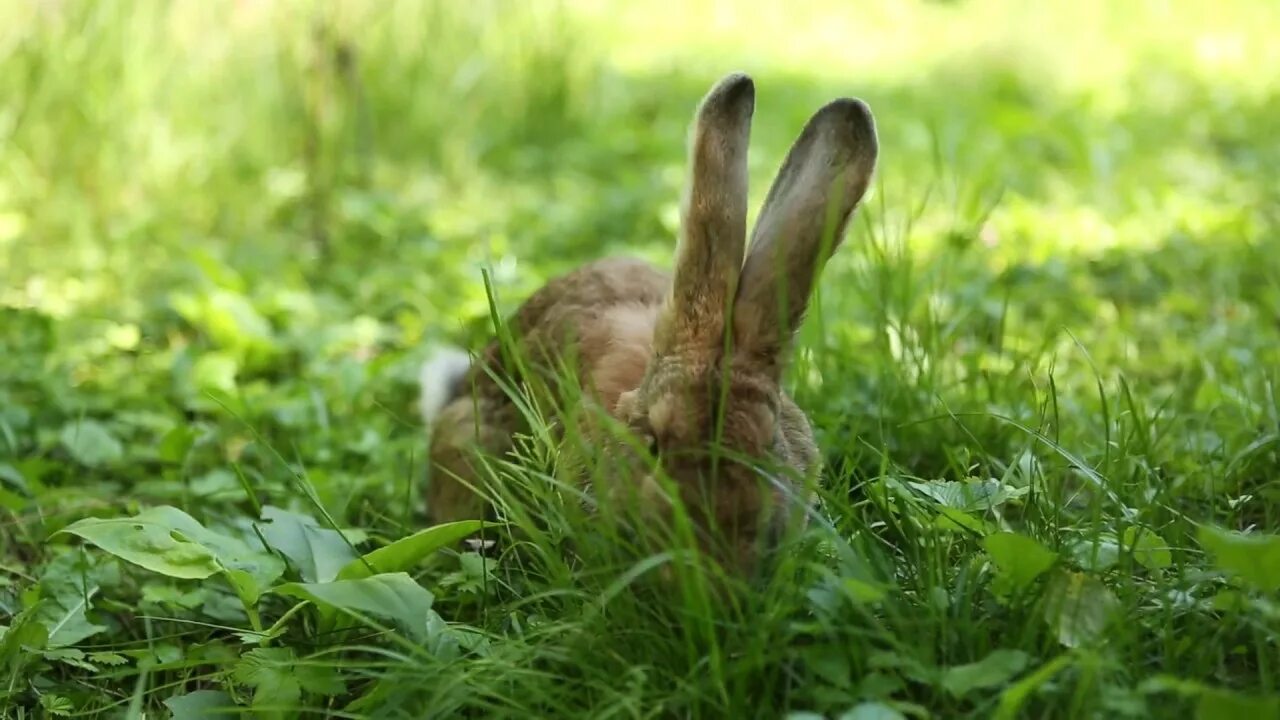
423, 74, 877, 573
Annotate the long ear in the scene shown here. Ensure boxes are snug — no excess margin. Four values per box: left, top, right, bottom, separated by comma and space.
733, 98, 878, 371
657, 73, 755, 355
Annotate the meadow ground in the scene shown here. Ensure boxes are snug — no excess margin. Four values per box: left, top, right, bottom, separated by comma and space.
2, 1, 1280, 717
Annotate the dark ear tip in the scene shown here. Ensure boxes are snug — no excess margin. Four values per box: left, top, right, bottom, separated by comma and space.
718, 72, 755, 98
702, 72, 756, 118
814, 97, 878, 158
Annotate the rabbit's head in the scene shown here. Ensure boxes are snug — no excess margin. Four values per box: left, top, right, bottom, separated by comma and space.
610, 73, 878, 575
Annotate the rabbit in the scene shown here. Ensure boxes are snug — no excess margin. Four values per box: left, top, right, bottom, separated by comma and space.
420, 72, 878, 574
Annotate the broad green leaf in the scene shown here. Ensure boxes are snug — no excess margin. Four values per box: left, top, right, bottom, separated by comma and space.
1042, 571, 1119, 647
838, 702, 907, 720
57, 509, 222, 580
233, 648, 300, 710
337, 520, 484, 580
1123, 526, 1172, 570
942, 649, 1031, 697
275, 573, 435, 640
59, 420, 123, 468
188, 469, 242, 499
36, 589, 108, 648
1198, 525, 1280, 592
163, 690, 239, 718
257, 506, 359, 583
907, 478, 1028, 512
58, 507, 283, 602
1196, 687, 1280, 720
985, 532, 1057, 591
1069, 535, 1119, 571
165, 511, 285, 598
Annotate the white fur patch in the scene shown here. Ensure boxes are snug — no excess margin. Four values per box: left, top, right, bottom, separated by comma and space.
418, 346, 471, 424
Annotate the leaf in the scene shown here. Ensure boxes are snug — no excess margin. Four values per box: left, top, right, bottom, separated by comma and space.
1123, 526, 1172, 570
167, 514, 285, 600
42, 647, 99, 671
234, 648, 300, 710
838, 702, 908, 720
87, 651, 128, 666
0, 610, 48, 668
158, 425, 197, 464
40, 693, 73, 716
296, 663, 347, 696
933, 507, 995, 535
1198, 525, 1280, 592
1069, 535, 1119, 571
274, 573, 436, 640
337, 520, 483, 580
57, 509, 221, 580
37, 589, 108, 648
985, 532, 1057, 591
1196, 687, 1280, 720
59, 420, 124, 468
257, 506, 359, 583
163, 689, 240, 718
1042, 571, 1119, 647
58, 506, 283, 603
941, 649, 1031, 698
907, 478, 1028, 512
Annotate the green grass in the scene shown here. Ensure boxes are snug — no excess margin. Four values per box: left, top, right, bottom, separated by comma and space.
3, 0, 1280, 717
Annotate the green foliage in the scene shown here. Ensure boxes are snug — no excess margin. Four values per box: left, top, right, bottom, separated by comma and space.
2, 0, 1280, 716
985, 532, 1058, 592
1196, 688, 1280, 720
257, 505, 359, 584
1041, 571, 1120, 648
1198, 525, 1280, 592
274, 574, 438, 641
57, 508, 225, 580
338, 520, 484, 579
163, 690, 238, 719
942, 650, 1031, 698
58, 421, 124, 469
59, 506, 285, 610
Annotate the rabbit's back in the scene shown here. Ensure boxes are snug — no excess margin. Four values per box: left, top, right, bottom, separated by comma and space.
461, 256, 669, 411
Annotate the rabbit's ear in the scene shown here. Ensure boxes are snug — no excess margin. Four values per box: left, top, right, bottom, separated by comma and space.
733, 98, 877, 372
658, 73, 755, 355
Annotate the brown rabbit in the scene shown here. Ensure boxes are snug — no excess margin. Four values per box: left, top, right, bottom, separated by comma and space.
420, 73, 878, 574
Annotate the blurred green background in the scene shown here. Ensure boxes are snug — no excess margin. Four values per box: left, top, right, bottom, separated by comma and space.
3, 0, 1280, 717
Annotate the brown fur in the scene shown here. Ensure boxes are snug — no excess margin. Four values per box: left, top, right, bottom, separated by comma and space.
425, 74, 878, 575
